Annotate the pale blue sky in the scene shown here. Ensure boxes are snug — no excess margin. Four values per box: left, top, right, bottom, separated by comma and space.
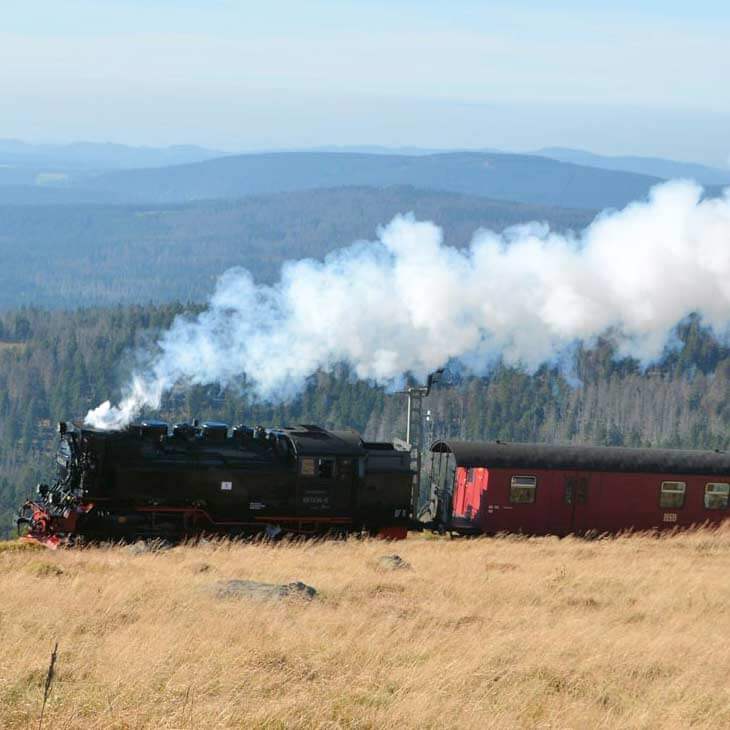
2, 1, 728, 165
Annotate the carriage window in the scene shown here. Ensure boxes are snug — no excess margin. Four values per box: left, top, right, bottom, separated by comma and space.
660, 481, 686, 509
510, 475, 537, 504
704, 483, 729, 510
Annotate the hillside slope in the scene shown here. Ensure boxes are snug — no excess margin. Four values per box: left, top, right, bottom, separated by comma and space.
0, 186, 594, 309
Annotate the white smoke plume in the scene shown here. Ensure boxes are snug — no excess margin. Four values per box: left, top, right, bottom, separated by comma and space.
86, 180, 730, 430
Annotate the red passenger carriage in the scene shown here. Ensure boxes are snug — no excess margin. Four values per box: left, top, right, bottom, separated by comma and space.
426, 441, 730, 535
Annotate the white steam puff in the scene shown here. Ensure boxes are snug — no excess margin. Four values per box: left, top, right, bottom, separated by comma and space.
86, 180, 730, 430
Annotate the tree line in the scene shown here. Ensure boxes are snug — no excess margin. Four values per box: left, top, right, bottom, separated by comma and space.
1, 306, 728, 537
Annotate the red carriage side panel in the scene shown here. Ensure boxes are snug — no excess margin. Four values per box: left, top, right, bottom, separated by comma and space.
475, 468, 730, 535
476, 467, 562, 535
432, 440, 730, 535
587, 472, 730, 533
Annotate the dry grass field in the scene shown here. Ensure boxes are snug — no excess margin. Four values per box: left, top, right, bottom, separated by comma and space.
1, 528, 730, 729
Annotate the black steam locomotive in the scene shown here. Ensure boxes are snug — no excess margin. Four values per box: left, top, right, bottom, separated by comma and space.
18, 420, 414, 546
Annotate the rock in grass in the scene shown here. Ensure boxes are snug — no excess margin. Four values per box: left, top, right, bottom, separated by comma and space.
125, 539, 172, 555
376, 554, 411, 571
214, 579, 317, 601
28, 561, 64, 577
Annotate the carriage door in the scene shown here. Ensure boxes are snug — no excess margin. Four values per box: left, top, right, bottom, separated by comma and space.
452, 467, 487, 528
564, 474, 590, 533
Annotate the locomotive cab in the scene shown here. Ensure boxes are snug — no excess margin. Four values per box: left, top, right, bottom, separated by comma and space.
287, 427, 363, 523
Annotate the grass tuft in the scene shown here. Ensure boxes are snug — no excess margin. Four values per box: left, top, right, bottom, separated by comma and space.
0, 540, 44, 554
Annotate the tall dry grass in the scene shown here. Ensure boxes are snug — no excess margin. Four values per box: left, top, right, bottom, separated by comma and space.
1, 528, 730, 729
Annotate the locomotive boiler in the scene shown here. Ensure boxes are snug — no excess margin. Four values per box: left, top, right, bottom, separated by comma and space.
18, 420, 414, 546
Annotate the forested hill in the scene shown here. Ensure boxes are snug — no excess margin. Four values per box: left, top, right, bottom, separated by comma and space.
1, 306, 729, 537
82, 151, 663, 210
0, 151, 664, 209
0, 186, 593, 310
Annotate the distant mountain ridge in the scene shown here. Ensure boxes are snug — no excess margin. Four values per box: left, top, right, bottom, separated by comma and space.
533, 147, 730, 187
42, 150, 666, 210
1, 141, 726, 210
0, 139, 224, 171
302, 145, 730, 187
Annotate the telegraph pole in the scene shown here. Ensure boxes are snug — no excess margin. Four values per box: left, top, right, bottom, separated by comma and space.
398, 369, 443, 516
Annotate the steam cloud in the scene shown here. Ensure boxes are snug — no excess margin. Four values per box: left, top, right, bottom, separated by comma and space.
86, 180, 730, 430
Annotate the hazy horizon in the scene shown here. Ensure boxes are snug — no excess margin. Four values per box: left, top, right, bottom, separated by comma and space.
2, 1, 729, 167
1, 135, 728, 173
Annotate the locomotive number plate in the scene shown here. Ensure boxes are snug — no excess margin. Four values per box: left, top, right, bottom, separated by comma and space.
663, 513, 677, 522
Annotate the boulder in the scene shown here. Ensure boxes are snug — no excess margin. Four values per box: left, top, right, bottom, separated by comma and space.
214, 579, 317, 601
376, 554, 412, 571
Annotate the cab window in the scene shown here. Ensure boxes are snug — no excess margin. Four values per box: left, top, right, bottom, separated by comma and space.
300, 457, 336, 478
510, 475, 537, 504
704, 483, 729, 510
317, 458, 335, 478
660, 481, 686, 509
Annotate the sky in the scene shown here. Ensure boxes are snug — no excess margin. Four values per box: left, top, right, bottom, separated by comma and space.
1, 0, 729, 166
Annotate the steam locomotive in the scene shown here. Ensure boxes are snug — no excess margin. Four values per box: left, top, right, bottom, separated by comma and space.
18, 420, 414, 546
